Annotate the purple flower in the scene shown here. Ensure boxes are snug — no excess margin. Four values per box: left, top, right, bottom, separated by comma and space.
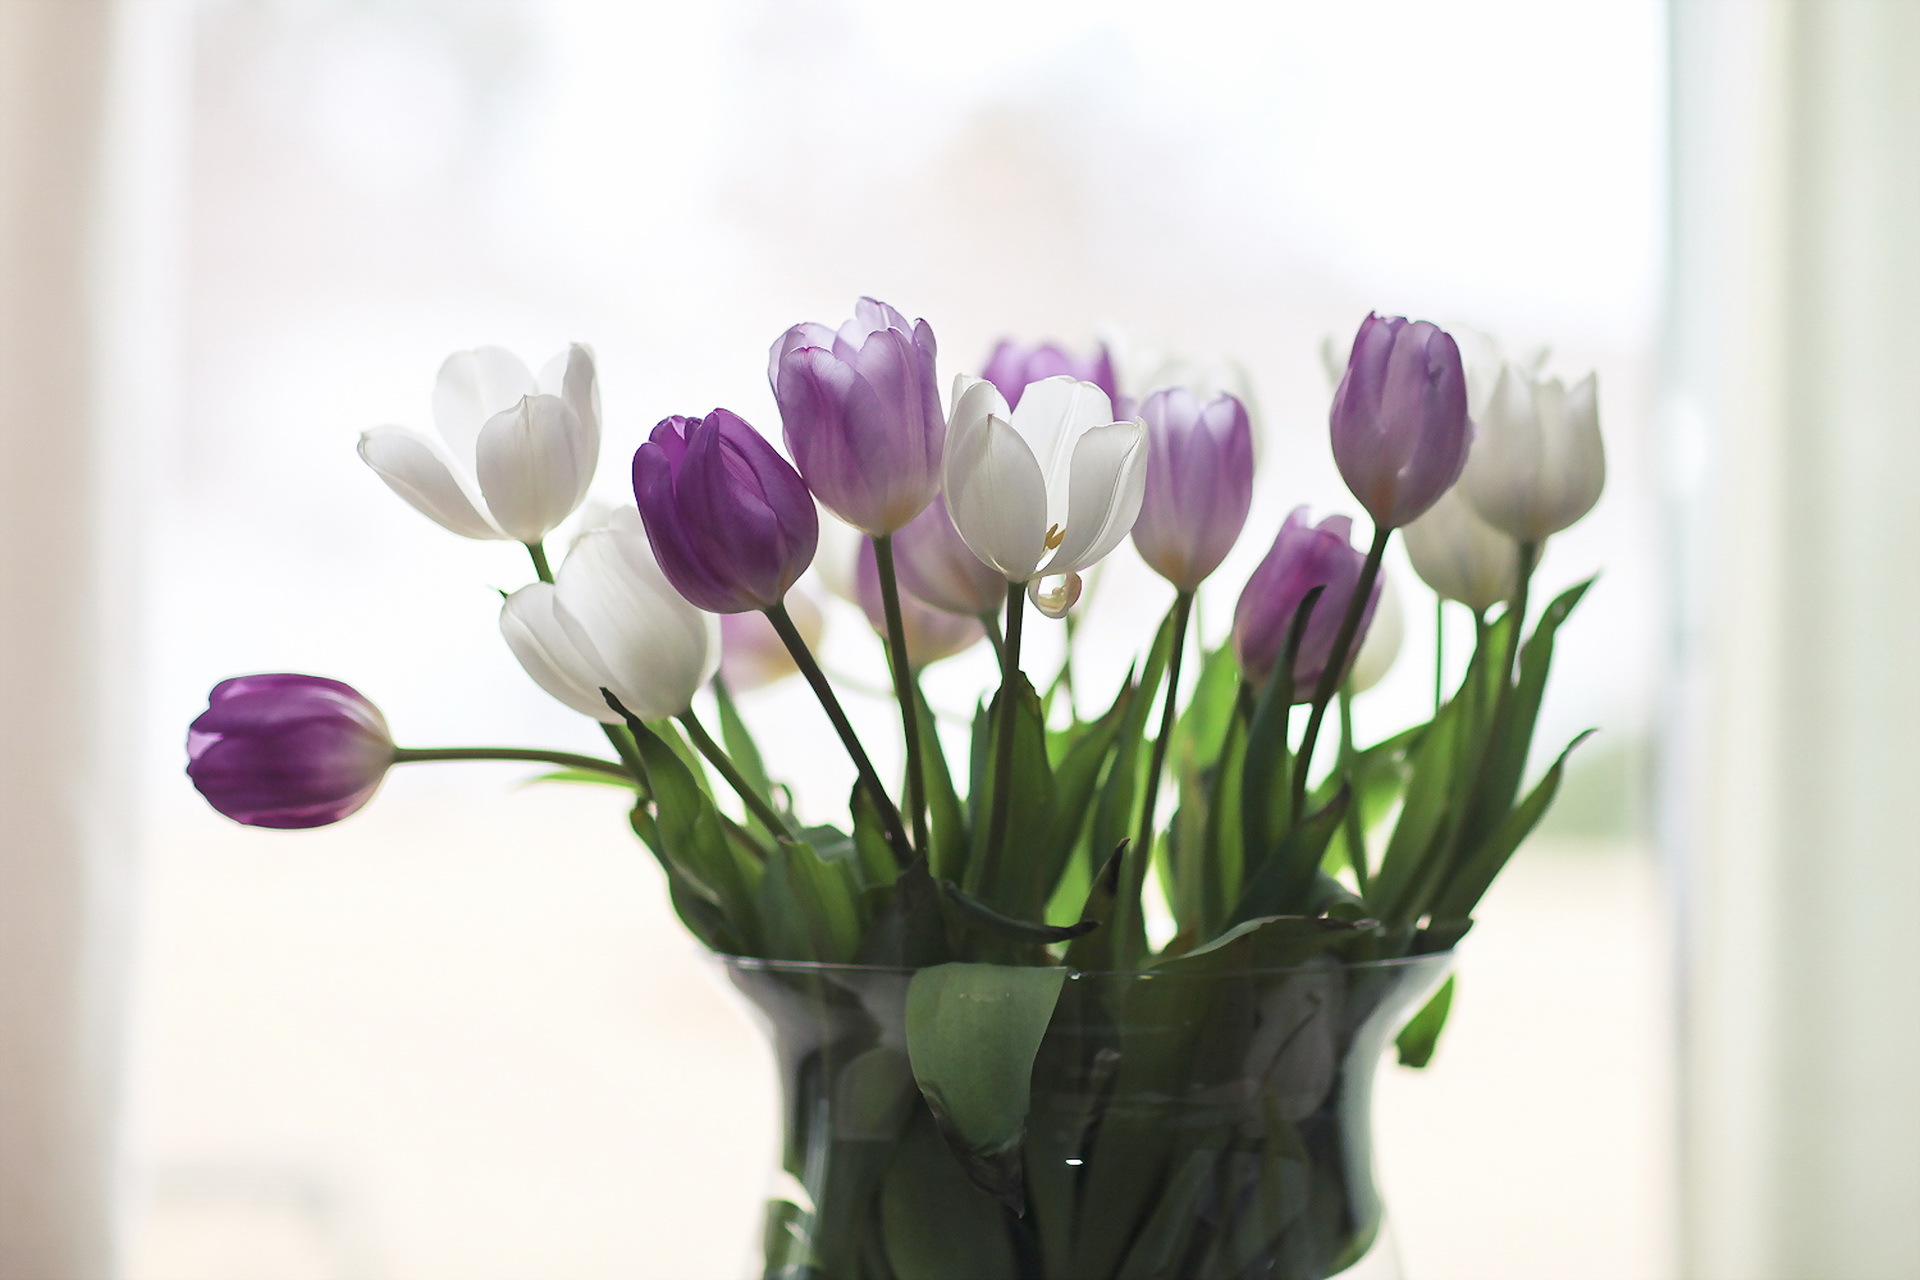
1231, 508, 1381, 696
856, 541, 984, 668
891, 493, 1006, 619
981, 339, 1119, 411
1131, 388, 1255, 590
632, 410, 819, 614
1329, 314, 1471, 529
186, 675, 394, 828
770, 298, 943, 536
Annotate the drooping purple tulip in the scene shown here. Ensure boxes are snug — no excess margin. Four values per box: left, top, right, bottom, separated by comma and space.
1131, 387, 1255, 591
890, 493, 1006, 619
1329, 313, 1472, 529
980, 339, 1120, 411
186, 675, 394, 828
1231, 508, 1381, 697
632, 410, 819, 614
770, 298, 943, 536
856, 540, 984, 668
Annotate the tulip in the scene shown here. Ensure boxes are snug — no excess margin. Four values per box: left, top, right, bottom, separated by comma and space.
855, 540, 984, 668
359, 344, 599, 544
1348, 571, 1404, 695
941, 374, 1148, 618
186, 675, 394, 828
1459, 363, 1604, 543
891, 494, 1004, 619
1130, 387, 1255, 591
769, 298, 943, 536
981, 339, 1120, 410
1402, 485, 1520, 614
1329, 314, 1472, 530
719, 589, 823, 691
1231, 507, 1380, 696
632, 409, 819, 614
500, 507, 719, 723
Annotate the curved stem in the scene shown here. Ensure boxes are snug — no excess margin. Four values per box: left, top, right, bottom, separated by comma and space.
977, 581, 1027, 896
392, 746, 632, 783
1291, 524, 1391, 820
873, 535, 929, 857
526, 540, 554, 585
764, 600, 911, 862
678, 710, 793, 840
1338, 685, 1371, 895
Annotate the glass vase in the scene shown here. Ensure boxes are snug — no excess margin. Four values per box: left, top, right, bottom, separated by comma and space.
722, 952, 1449, 1280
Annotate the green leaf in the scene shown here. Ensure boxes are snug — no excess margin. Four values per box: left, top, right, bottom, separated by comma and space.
849, 783, 901, 892
1396, 974, 1455, 1068
905, 962, 1067, 1213
626, 803, 741, 953
965, 676, 1055, 915
1160, 912, 1377, 974
756, 838, 863, 963
1089, 612, 1176, 964
881, 1109, 1018, 1280
524, 767, 638, 789
854, 856, 948, 968
1476, 577, 1594, 835
1229, 788, 1350, 926
1429, 729, 1597, 923
1239, 585, 1324, 868
1369, 702, 1465, 928
938, 879, 1099, 944
626, 718, 759, 948
915, 681, 969, 883
1036, 679, 1134, 911
712, 678, 780, 838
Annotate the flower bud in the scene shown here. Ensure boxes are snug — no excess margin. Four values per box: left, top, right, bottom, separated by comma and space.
1459, 364, 1604, 543
856, 540, 984, 668
1231, 507, 1380, 696
186, 675, 394, 828
359, 344, 599, 543
500, 508, 719, 722
981, 339, 1120, 411
1329, 314, 1472, 529
1130, 388, 1254, 591
632, 409, 819, 613
1402, 485, 1520, 614
770, 298, 943, 536
891, 494, 1004, 618
720, 589, 823, 691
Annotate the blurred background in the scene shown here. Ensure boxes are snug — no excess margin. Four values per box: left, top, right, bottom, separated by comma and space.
4, 1, 1915, 1278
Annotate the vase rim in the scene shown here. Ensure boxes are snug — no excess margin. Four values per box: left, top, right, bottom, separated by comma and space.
713, 950, 1453, 979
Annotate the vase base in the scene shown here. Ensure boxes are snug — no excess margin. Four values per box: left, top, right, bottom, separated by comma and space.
1329, 1216, 1403, 1279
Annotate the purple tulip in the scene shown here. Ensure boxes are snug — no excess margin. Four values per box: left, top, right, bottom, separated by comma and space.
1329, 314, 1472, 529
856, 541, 984, 668
1231, 508, 1381, 697
891, 493, 1005, 618
632, 410, 819, 614
186, 675, 394, 828
770, 298, 943, 536
981, 339, 1120, 411
1131, 388, 1255, 591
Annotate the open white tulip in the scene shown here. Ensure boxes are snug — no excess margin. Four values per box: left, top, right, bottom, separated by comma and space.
941, 374, 1148, 618
360, 344, 600, 544
500, 507, 718, 723
1403, 484, 1521, 615
1459, 363, 1604, 544
1348, 570, 1404, 695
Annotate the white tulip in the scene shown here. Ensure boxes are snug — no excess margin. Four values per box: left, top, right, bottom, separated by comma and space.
360, 344, 600, 544
1402, 485, 1521, 614
500, 507, 718, 723
940, 374, 1148, 618
1349, 569, 1404, 695
1459, 363, 1604, 543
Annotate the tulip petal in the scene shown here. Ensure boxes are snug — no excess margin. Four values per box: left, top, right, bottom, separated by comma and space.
1006, 376, 1117, 510
943, 410, 1048, 582
433, 346, 537, 465
358, 426, 505, 539
1027, 572, 1083, 618
557, 511, 718, 719
1044, 418, 1149, 576
539, 345, 602, 507
500, 582, 619, 722
476, 394, 593, 543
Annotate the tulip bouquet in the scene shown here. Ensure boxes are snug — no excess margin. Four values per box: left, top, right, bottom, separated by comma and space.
187, 302, 1603, 1280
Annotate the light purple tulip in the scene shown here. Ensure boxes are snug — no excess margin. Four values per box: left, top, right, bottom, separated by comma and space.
632, 410, 819, 614
1131, 388, 1255, 591
1231, 508, 1381, 697
981, 339, 1120, 411
1329, 313, 1472, 529
186, 675, 394, 828
856, 540, 984, 668
890, 493, 1006, 618
770, 298, 943, 536
719, 589, 823, 691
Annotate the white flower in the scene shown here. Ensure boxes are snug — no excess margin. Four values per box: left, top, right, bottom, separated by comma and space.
1349, 570, 1404, 695
1459, 363, 1604, 543
1402, 485, 1521, 614
940, 374, 1148, 618
500, 507, 718, 723
360, 344, 600, 544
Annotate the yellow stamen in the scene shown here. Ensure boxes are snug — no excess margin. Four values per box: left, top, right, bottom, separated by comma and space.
1044, 523, 1064, 550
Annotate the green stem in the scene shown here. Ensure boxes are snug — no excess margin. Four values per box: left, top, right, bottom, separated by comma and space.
391, 746, 632, 783
678, 710, 792, 840
764, 599, 912, 862
1291, 524, 1391, 820
978, 580, 1027, 896
1118, 590, 1193, 955
526, 540, 554, 585
1434, 595, 1446, 714
872, 535, 929, 857
980, 610, 1005, 661
1338, 685, 1371, 896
